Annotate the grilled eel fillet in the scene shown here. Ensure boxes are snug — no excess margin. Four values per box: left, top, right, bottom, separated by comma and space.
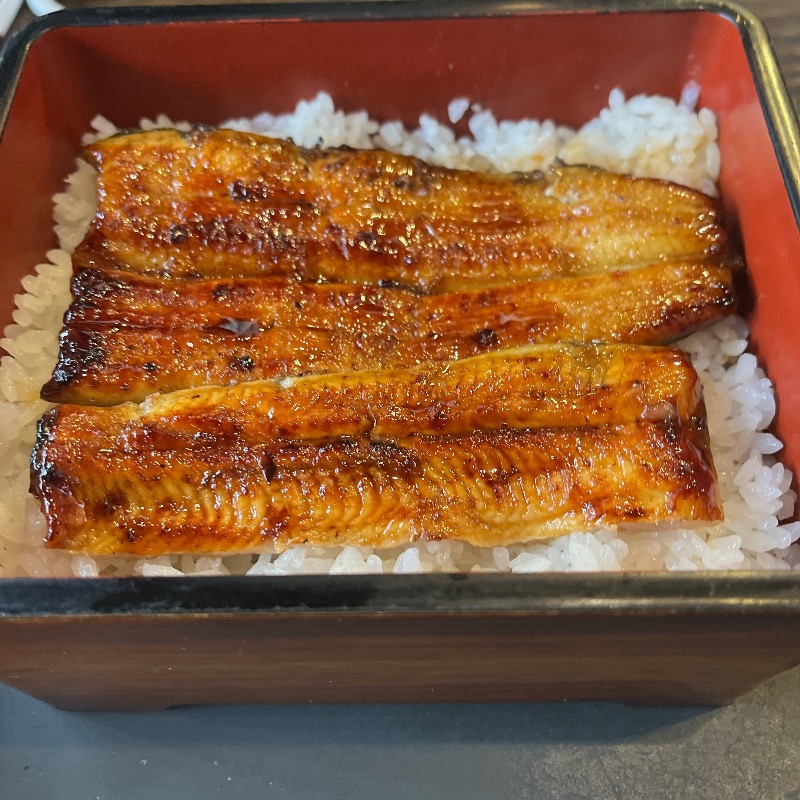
76, 128, 727, 290
32, 345, 722, 555
42, 259, 736, 405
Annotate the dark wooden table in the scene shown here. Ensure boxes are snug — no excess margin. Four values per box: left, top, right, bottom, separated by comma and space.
752, 0, 800, 107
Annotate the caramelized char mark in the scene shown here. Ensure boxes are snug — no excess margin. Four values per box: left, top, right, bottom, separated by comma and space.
42, 259, 736, 405
78, 128, 728, 290
33, 347, 722, 556
33, 418, 722, 556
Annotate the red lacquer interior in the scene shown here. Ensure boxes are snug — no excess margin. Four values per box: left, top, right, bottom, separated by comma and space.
0, 9, 798, 518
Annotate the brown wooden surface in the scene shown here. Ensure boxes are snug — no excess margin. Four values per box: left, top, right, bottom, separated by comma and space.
753, 0, 800, 108
4, 611, 800, 710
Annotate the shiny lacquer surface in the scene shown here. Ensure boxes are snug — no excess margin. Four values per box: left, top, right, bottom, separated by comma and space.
1, 3, 799, 710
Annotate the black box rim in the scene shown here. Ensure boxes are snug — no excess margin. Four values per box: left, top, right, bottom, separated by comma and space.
0, 0, 799, 619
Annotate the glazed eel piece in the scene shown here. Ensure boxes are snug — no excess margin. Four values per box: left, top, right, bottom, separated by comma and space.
32, 344, 722, 556
76, 128, 728, 291
42, 258, 736, 405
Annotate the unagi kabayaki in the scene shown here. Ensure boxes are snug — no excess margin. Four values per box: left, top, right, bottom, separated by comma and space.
32, 345, 722, 556
76, 128, 728, 290
42, 258, 735, 405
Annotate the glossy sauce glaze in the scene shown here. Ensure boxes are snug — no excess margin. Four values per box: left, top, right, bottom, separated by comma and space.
43, 344, 705, 444
78, 128, 728, 290
42, 259, 735, 405
32, 129, 731, 556
32, 345, 721, 555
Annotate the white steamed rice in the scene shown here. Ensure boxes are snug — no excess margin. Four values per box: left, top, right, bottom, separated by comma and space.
1, 86, 798, 578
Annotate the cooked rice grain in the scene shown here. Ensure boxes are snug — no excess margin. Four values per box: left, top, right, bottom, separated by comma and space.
1, 88, 798, 577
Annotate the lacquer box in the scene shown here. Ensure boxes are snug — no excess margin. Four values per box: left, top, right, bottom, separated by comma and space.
0, 0, 799, 710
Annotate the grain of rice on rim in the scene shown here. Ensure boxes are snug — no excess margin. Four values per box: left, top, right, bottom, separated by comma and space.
1, 86, 798, 578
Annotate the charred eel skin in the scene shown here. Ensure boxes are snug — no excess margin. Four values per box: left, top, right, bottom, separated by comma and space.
42, 258, 735, 405
32, 345, 722, 556
33, 130, 729, 554
77, 128, 728, 290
